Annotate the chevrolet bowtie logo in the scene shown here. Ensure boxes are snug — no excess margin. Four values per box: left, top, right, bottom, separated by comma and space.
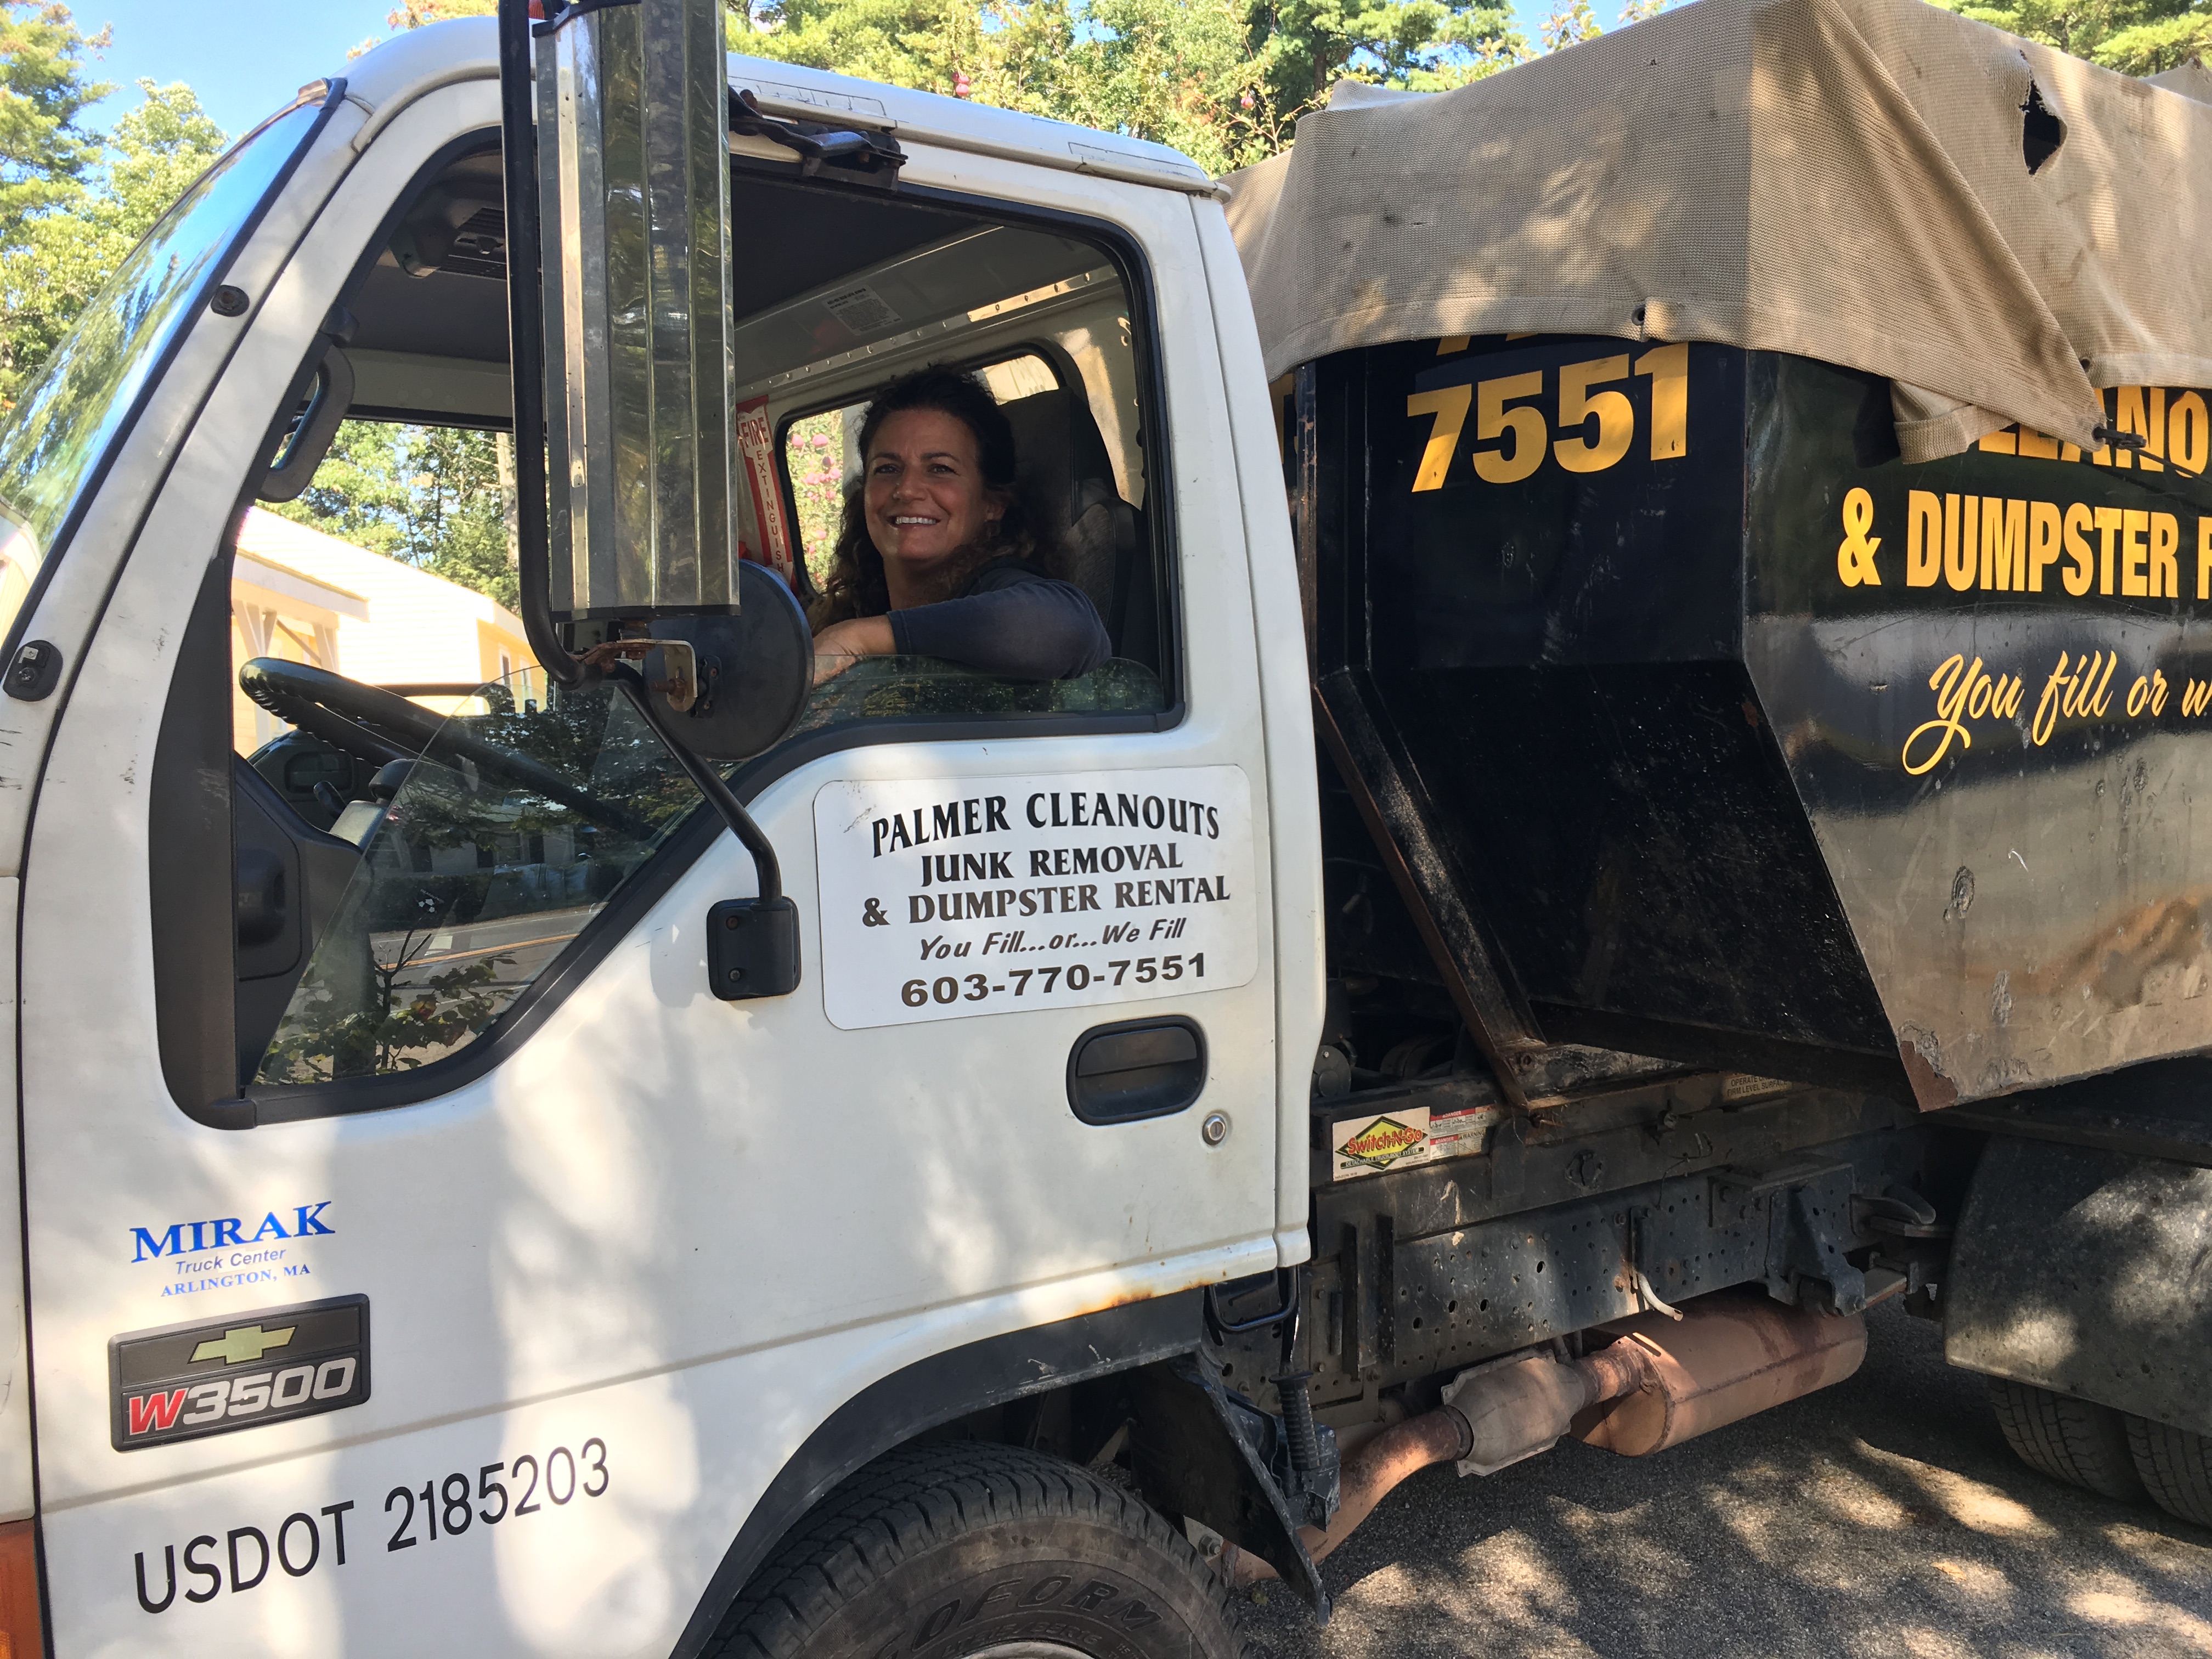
191, 1324, 296, 1365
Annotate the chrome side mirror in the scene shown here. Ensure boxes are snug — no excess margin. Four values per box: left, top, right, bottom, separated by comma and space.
535, 0, 738, 623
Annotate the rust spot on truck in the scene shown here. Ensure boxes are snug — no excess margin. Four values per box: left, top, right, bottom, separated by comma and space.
1897, 1031, 1959, 1112
1079, 1286, 1163, 1317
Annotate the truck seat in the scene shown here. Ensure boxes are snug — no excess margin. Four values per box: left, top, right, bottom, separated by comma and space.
997, 386, 1157, 673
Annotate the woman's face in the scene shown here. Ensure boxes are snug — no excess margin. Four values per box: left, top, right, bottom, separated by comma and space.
863, 408, 1003, 583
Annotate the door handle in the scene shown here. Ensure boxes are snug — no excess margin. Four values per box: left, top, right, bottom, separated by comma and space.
1066, 1017, 1206, 1124
235, 847, 287, 947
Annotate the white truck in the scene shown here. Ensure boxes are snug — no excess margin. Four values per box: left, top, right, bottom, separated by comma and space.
0, 0, 2203, 1652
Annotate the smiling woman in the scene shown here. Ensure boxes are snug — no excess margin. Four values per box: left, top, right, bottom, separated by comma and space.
805, 366, 1113, 684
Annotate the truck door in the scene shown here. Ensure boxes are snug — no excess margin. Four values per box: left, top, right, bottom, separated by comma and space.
3, 41, 1301, 1658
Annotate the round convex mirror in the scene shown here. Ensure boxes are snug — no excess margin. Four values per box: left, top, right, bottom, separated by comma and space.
644, 561, 812, 761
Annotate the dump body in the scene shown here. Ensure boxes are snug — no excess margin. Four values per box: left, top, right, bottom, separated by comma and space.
1305, 332, 2212, 1107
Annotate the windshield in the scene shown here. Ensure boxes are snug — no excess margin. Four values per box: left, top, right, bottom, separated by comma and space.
0, 93, 330, 644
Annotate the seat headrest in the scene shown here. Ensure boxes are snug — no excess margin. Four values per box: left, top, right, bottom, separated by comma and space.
1001, 390, 1079, 527
997, 385, 1132, 641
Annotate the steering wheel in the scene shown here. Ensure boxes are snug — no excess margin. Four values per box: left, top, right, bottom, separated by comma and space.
239, 657, 456, 768
238, 658, 658, 840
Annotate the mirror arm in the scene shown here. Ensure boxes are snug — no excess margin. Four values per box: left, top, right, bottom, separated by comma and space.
608, 665, 783, 905
611, 664, 801, 1000
497, 0, 582, 690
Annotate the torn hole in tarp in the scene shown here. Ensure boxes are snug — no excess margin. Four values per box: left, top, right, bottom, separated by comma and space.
2022, 77, 2066, 174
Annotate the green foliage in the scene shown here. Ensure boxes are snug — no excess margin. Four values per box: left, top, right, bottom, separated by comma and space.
0, 3, 108, 234
256, 687, 708, 1083
258, 917, 517, 1083
1934, 0, 2212, 71
385, 0, 498, 22
0, 2, 139, 400
729, 0, 1001, 97
2090, 5, 2212, 69
1540, 0, 1603, 52
785, 407, 847, 589
274, 421, 410, 556
272, 420, 522, 612
1058, 0, 1288, 170
1245, 0, 1524, 113
726, 0, 1523, 172
0, 79, 228, 402
713, 0, 2212, 173
351, 0, 497, 59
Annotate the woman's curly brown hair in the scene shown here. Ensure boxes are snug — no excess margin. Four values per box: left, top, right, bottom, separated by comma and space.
807, 365, 1056, 633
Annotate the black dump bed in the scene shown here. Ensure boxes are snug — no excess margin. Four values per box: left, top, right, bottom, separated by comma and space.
1302, 334, 2212, 1109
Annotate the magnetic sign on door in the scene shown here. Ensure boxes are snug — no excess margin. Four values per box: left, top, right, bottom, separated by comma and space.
813, 765, 1259, 1029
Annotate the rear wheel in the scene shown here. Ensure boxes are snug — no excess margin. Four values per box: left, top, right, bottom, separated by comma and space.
714, 1442, 1250, 1659
1987, 1378, 2145, 1500
2126, 1415, 2212, 1526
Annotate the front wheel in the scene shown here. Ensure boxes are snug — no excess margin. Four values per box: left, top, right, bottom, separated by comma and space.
714, 1443, 1250, 1659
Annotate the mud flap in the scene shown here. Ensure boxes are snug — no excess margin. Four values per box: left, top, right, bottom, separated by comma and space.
1125, 1356, 1331, 1621
1946, 1136, 2212, 1436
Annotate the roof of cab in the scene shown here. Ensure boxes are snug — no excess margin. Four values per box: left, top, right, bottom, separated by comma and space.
334, 19, 1215, 195
724, 54, 1214, 193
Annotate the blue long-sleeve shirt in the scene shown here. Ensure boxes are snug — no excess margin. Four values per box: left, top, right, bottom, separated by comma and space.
887, 557, 1112, 681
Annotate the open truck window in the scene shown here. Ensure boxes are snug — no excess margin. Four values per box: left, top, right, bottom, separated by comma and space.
737, 169, 1171, 734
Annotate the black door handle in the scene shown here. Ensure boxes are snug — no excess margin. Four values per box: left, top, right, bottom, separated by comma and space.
1067, 1017, 1206, 1124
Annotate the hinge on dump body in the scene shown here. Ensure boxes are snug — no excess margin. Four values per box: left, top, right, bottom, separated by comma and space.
1708, 1163, 1872, 1316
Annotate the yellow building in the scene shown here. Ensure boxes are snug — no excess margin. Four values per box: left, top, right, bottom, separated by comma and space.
230, 506, 538, 755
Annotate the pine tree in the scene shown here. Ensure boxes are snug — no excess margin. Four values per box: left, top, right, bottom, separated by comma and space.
0, 2, 114, 398
0, 80, 226, 401
1934, 0, 2212, 72
0, 2, 107, 235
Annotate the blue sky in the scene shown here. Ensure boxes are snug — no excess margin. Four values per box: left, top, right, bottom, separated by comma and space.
78, 2, 401, 139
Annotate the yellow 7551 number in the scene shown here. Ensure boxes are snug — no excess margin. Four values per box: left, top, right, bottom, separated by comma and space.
1406, 342, 1689, 492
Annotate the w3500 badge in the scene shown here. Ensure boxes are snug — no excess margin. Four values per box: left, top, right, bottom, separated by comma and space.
109, 1295, 369, 1451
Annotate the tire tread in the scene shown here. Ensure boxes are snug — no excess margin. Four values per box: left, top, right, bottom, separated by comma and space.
1988, 1377, 2145, 1501
710, 1441, 1251, 1659
2128, 1415, 2212, 1526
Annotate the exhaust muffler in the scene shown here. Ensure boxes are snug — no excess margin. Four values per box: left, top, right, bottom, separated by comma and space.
1221, 1286, 1864, 1585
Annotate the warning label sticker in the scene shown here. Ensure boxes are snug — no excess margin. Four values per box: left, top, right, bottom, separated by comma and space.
1327, 1101, 1503, 1181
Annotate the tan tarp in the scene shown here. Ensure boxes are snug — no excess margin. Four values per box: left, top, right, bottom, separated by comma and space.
1222, 0, 2212, 461
2146, 56, 2212, 103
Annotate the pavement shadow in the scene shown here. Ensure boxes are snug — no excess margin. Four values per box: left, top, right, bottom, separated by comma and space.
1238, 1303, 2212, 1658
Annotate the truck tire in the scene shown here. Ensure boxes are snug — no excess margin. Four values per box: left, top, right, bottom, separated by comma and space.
2126, 1416, 2212, 1526
713, 1442, 1251, 1659
1987, 1378, 2145, 1500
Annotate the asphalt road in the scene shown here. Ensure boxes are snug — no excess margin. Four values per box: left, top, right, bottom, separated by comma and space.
1237, 1302, 2212, 1658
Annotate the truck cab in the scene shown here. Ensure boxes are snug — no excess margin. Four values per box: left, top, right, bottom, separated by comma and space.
0, 18, 1314, 1652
